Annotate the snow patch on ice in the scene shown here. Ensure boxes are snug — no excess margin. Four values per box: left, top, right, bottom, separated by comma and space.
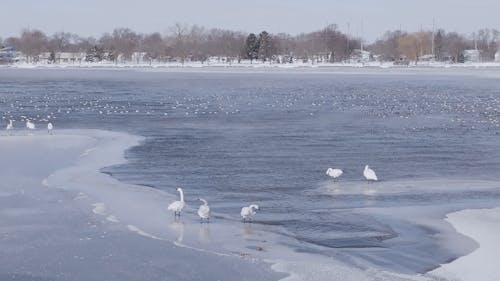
106, 215, 119, 223
127, 225, 161, 240
91, 203, 106, 215
430, 207, 500, 281
79, 147, 96, 157
73, 192, 88, 201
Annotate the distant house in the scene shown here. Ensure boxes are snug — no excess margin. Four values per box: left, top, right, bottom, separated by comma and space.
463, 49, 481, 63
131, 52, 147, 64
35, 52, 85, 63
57, 52, 85, 63
419, 54, 435, 62
0, 47, 17, 64
349, 49, 371, 63
312, 52, 332, 63
495, 51, 500, 62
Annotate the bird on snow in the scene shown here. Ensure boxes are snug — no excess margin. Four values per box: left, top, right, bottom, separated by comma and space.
240, 204, 259, 223
197, 198, 210, 222
363, 165, 378, 182
168, 187, 186, 217
326, 168, 343, 181
47, 122, 53, 134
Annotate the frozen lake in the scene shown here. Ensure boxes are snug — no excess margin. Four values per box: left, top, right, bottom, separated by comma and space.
1, 68, 500, 280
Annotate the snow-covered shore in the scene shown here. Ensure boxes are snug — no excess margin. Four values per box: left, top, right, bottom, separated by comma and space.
430, 208, 500, 281
3, 60, 500, 70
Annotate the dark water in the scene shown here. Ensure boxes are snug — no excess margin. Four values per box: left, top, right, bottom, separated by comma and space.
1, 68, 500, 273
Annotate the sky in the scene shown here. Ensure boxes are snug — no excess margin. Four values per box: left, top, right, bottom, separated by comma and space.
1, 0, 499, 42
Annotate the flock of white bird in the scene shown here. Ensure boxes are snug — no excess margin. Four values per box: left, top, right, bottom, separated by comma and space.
167, 187, 260, 223
168, 165, 377, 223
4, 119, 54, 135
326, 165, 378, 182
5, 117, 378, 224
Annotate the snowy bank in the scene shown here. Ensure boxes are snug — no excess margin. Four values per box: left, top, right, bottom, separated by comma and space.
430, 208, 500, 281
3, 60, 500, 70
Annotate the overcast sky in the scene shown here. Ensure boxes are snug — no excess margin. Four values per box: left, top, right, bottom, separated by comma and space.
1, 0, 499, 42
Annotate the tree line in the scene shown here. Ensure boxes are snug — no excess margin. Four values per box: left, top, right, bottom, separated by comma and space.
1, 24, 498, 64
370, 28, 499, 63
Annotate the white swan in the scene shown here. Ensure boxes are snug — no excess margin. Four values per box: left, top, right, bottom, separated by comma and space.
363, 165, 378, 182
6, 120, 13, 135
26, 119, 35, 130
326, 168, 343, 180
241, 204, 259, 223
47, 122, 53, 134
197, 198, 210, 222
168, 187, 185, 217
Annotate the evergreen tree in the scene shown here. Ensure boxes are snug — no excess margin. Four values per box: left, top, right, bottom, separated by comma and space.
434, 30, 444, 61
85, 45, 103, 62
258, 31, 274, 62
48, 51, 56, 64
244, 33, 259, 62
457, 52, 465, 63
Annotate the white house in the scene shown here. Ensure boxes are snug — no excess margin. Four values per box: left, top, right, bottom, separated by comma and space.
57, 52, 85, 63
463, 49, 481, 63
0, 47, 18, 63
349, 49, 371, 63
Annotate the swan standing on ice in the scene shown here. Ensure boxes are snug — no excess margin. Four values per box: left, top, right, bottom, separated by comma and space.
241, 204, 259, 223
363, 165, 378, 182
168, 187, 185, 217
197, 198, 210, 222
326, 168, 343, 181
26, 120, 35, 130
47, 122, 53, 134
6, 120, 13, 135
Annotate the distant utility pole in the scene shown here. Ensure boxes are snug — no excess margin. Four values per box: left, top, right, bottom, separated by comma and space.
360, 19, 364, 52
432, 18, 435, 58
346, 22, 350, 60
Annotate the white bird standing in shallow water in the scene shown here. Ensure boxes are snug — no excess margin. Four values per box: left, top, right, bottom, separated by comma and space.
6, 120, 13, 135
240, 204, 259, 223
363, 165, 378, 182
47, 122, 53, 134
326, 168, 343, 181
197, 198, 210, 222
168, 187, 185, 217
26, 119, 35, 130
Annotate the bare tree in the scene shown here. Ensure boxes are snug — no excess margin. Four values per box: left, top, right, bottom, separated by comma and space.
397, 32, 432, 63
443, 32, 469, 62
142, 32, 165, 64
368, 30, 405, 61
170, 23, 189, 64
111, 28, 140, 61
49, 32, 72, 52
17, 29, 48, 62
